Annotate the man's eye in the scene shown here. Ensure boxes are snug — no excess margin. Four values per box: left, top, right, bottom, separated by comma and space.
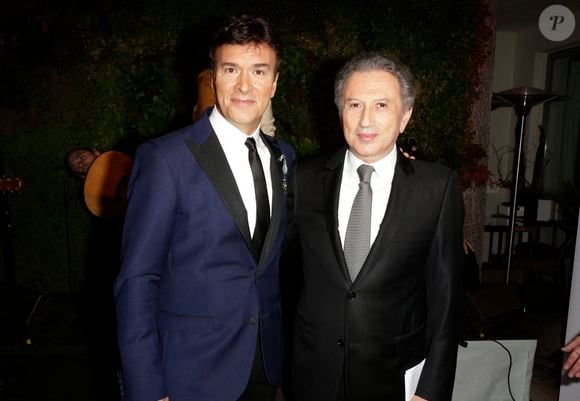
255, 69, 266, 76
349, 103, 361, 109
376, 102, 387, 108
224, 67, 236, 74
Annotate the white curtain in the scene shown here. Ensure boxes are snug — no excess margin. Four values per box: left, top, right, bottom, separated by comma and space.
542, 50, 580, 195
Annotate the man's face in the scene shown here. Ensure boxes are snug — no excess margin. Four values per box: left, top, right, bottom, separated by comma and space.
340, 70, 413, 163
67, 149, 99, 177
212, 43, 278, 134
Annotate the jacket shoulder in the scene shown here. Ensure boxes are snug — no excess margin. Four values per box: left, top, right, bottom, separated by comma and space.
401, 157, 457, 182
296, 148, 344, 173
263, 135, 295, 158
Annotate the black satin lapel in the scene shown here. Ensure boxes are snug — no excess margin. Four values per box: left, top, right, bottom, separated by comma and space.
259, 134, 283, 264
323, 151, 351, 284
186, 133, 253, 254
379, 171, 411, 245
355, 159, 412, 283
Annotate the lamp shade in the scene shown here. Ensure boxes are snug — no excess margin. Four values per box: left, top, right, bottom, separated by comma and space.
493, 87, 563, 115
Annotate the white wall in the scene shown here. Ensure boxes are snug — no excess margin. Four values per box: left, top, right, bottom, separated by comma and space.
487, 31, 517, 223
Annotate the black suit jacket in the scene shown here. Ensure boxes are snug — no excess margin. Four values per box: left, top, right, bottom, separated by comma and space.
285, 148, 463, 401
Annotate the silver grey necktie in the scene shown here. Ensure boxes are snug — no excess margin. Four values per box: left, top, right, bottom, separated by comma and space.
344, 164, 374, 281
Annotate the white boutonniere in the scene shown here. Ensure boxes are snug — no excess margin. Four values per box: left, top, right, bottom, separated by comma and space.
278, 154, 288, 193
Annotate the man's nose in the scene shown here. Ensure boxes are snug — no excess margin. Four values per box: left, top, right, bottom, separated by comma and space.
236, 71, 250, 93
360, 106, 373, 127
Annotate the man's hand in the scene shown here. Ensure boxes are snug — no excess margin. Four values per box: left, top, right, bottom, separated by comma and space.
411, 396, 427, 401
563, 335, 580, 378
399, 147, 416, 160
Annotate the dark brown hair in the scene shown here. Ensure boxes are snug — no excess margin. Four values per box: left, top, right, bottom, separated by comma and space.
209, 15, 282, 72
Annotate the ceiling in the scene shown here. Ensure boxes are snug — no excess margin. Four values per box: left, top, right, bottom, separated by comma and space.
497, 0, 580, 32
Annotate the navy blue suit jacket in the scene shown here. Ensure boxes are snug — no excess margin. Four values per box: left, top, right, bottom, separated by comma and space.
115, 112, 295, 401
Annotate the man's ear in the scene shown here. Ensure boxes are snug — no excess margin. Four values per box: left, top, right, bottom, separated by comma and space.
399, 108, 413, 133
270, 72, 279, 98
210, 70, 217, 97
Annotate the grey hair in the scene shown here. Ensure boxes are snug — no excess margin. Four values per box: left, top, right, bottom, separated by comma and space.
334, 52, 416, 114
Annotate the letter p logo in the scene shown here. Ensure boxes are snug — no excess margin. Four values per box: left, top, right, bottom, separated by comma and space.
539, 5, 576, 41
550, 15, 566, 31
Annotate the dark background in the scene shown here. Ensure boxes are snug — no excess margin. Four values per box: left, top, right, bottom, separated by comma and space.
0, 1, 498, 400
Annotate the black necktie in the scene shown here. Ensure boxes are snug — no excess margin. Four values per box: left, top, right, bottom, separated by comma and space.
245, 137, 270, 259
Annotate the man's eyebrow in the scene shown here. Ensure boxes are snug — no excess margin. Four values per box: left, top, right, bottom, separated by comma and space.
345, 97, 392, 102
220, 62, 239, 68
218, 62, 271, 70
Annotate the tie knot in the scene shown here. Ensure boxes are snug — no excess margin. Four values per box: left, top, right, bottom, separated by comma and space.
245, 137, 257, 152
357, 164, 374, 183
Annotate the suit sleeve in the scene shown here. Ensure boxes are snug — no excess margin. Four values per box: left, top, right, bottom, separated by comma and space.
281, 161, 299, 261
279, 142, 298, 265
415, 171, 464, 401
279, 159, 303, 360
114, 141, 176, 401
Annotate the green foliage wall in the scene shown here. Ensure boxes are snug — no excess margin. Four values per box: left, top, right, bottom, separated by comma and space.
0, 0, 491, 293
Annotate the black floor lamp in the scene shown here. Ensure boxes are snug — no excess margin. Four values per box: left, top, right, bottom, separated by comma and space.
492, 87, 562, 284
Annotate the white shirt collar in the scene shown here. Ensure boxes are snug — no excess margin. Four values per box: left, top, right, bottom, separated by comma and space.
344, 146, 397, 190
209, 106, 262, 145
207, 106, 273, 231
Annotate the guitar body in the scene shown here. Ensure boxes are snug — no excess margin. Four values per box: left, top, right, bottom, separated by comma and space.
0, 176, 23, 284
83, 151, 132, 219
0, 177, 23, 194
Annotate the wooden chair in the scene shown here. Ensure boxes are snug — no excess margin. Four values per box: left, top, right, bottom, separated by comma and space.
481, 223, 561, 283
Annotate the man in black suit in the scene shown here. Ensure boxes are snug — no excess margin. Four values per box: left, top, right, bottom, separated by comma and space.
284, 53, 464, 401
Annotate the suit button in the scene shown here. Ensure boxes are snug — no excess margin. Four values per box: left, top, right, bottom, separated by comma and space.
249, 318, 257, 326
347, 291, 356, 299
337, 338, 345, 347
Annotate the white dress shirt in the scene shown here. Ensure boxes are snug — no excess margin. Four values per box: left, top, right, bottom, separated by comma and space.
209, 107, 272, 236
337, 147, 397, 249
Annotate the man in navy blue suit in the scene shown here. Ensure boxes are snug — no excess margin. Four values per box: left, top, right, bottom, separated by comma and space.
115, 15, 294, 401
